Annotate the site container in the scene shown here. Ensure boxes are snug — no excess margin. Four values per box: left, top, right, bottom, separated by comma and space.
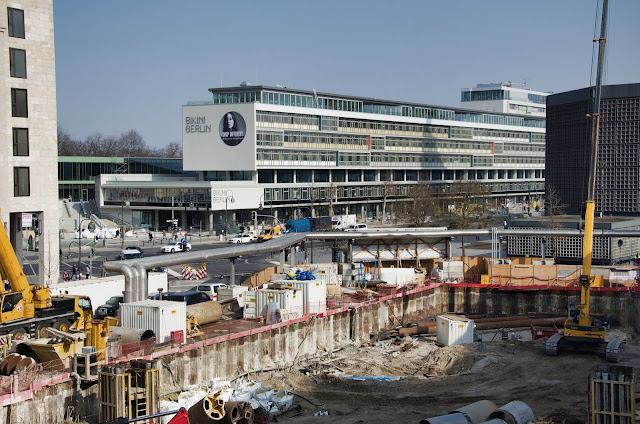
243, 288, 303, 322
436, 314, 474, 346
437, 261, 464, 281
218, 286, 249, 307
120, 300, 186, 344
272, 279, 327, 315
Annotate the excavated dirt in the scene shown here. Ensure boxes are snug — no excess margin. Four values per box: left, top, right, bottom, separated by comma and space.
258, 328, 640, 424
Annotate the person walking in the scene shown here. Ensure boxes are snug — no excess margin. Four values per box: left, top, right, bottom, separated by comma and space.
71, 264, 77, 281
63, 270, 69, 282
85, 265, 90, 279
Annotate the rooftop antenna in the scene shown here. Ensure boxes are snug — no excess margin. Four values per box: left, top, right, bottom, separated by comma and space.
522, 77, 530, 87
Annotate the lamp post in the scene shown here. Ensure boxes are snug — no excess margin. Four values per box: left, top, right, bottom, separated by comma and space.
120, 198, 130, 249
224, 190, 235, 240
77, 213, 94, 279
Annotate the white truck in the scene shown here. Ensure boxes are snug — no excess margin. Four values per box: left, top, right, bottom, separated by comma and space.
331, 214, 357, 231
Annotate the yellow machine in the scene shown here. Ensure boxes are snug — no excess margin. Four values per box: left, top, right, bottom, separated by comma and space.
0, 208, 93, 341
257, 225, 281, 242
545, 0, 624, 362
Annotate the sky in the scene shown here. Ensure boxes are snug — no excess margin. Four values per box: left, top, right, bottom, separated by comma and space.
53, 0, 640, 149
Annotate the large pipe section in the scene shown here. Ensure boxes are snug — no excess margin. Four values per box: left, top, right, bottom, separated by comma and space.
399, 317, 565, 337
220, 401, 253, 424
188, 392, 226, 423
187, 301, 222, 326
487, 401, 534, 424
420, 413, 470, 424
451, 400, 497, 424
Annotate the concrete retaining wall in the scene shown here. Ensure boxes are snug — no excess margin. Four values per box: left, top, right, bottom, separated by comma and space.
1, 284, 637, 423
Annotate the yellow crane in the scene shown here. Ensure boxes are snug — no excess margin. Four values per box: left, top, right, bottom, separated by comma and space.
545, 0, 624, 362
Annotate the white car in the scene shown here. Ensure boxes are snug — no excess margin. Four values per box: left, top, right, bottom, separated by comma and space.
161, 241, 191, 253
228, 234, 255, 244
196, 282, 228, 301
344, 223, 368, 232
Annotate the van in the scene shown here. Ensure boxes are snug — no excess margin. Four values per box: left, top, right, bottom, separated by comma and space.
119, 247, 143, 260
151, 291, 210, 305
344, 223, 368, 232
196, 282, 228, 301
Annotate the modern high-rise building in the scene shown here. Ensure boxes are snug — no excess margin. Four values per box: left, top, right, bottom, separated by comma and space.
0, 1, 59, 284
546, 83, 640, 214
461, 82, 548, 117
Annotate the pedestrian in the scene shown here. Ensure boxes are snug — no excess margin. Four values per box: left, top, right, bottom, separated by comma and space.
162, 230, 166, 240
149, 232, 153, 242
71, 264, 77, 280
63, 270, 69, 282
59, 248, 62, 258
85, 265, 90, 279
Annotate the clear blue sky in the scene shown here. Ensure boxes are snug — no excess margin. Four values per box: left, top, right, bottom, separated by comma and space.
53, 0, 640, 149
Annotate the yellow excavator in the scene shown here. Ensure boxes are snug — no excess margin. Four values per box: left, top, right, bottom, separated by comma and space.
0, 208, 93, 341
545, 0, 624, 362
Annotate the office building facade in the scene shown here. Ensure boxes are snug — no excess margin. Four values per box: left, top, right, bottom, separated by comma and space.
546, 83, 640, 214
95, 85, 545, 233
0, 1, 58, 284
461, 82, 548, 117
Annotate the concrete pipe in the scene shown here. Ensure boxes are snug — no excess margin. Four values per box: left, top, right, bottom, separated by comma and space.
478, 420, 508, 424
109, 326, 156, 344
1, 353, 22, 375
188, 393, 226, 423
451, 400, 498, 424
221, 401, 254, 424
186, 301, 222, 326
420, 412, 471, 424
487, 401, 534, 424
14, 356, 36, 373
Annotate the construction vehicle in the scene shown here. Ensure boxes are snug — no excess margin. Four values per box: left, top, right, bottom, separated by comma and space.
0, 208, 93, 341
545, 0, 624, 362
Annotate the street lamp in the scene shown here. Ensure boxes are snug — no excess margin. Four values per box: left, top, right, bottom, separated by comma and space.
224, 190, 235, 239
77, 213, 94, 279
120, 198, 130, 249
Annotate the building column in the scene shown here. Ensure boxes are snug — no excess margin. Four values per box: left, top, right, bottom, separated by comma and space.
180, 210, 187, 230
208, 211, 213, 235
154, 210, 159, 232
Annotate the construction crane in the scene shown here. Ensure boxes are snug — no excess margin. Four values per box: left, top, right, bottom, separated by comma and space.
545, 0, 624, 362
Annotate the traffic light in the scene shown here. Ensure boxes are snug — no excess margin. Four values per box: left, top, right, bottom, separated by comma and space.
251, 211, 257, 220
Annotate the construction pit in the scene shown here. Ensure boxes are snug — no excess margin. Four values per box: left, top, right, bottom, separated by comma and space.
1, 259, 640, 424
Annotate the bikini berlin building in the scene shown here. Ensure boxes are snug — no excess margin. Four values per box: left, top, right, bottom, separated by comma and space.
96, 85, 546, 233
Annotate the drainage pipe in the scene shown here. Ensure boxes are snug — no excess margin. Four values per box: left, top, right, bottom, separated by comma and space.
188, 393, 226, 423
451, 400, 498, 424
419, 412, 471, 424
487, 401, 534, 424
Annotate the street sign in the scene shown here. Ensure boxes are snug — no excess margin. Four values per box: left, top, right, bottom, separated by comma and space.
21, 213, 32, 228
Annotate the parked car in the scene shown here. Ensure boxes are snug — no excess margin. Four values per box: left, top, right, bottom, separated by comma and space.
344, 223, 368, 232
150, 290, 210, 305
95, 295, 124, 319
196, 282, 228, 301
228, 234, 255, 244
160, 242, 191, 253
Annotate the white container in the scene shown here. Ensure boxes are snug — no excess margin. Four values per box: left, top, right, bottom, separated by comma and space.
380, 268, 415, 287
272, 280, 327, 315
120, 300, 186, 344
218, 286, 249, 307
244, 291, 258, 318
257, 288, 303, 322
436, 314, 474, 346
437, 261, 464, 280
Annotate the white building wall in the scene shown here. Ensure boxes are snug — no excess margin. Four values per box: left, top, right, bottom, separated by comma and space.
0, 1, 58, 285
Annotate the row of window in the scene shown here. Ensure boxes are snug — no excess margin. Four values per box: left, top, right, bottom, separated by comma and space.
256, 111, 543, 143
207, 89, 546, 128
9, 7, 29, 198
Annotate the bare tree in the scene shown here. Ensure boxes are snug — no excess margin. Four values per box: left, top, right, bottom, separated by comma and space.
400, 183, 438, 227
446, 180, 490, 257
543, 184, 566, 229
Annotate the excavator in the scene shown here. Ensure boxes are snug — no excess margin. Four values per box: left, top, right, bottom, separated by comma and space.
0, 208, 93, 342
545, 0, 624, 362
